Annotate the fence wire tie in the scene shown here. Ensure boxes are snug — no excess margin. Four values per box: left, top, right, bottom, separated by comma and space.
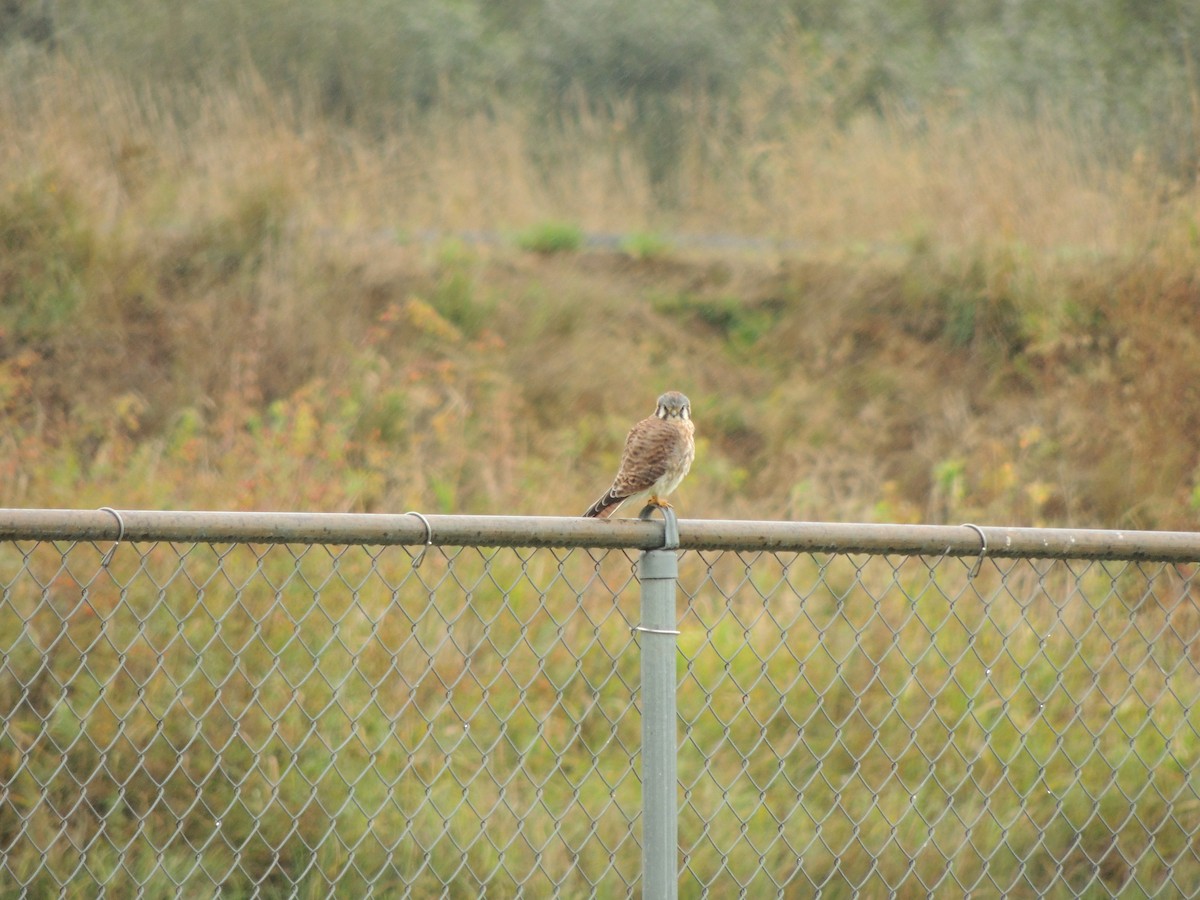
635, 504, 680, 637
638, 503, 680, 552
961, 522, 988, 580
98, 507, 126, 569
404, 511, 433, 568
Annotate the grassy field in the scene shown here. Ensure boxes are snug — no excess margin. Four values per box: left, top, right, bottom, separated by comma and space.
2, 540, 1197, 895
2, 43, 1200, 895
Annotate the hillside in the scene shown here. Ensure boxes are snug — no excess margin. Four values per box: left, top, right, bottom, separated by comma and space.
2, 60, 1199, 529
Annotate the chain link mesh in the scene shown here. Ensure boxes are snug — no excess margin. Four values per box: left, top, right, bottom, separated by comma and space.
676, 550, 1200, 896
1, 534, 1198, 895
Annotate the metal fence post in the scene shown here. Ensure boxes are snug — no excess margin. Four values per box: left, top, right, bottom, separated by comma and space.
637, 506, 680, 900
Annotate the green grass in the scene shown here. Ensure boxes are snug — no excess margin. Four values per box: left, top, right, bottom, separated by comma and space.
673, 552, 1200, 895
621, 231, 672, 261
1, 543, 1196, 894
515, 220, 585, 255
0, 542, 647, 895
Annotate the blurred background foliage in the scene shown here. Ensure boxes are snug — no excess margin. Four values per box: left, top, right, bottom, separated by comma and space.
1, 0, 1200, 529
5, 0, 1199, 175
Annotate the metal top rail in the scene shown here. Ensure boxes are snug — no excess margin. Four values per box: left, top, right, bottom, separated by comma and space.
1, 508, 1198, 561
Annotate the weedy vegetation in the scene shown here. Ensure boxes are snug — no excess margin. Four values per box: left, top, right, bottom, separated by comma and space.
3, 0, 1200, 893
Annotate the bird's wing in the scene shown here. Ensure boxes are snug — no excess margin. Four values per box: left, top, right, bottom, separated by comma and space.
608, 417, 679, 499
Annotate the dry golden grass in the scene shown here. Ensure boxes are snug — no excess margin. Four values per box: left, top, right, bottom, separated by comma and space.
2, 56, 1199, 528
7, 56, 1176, 248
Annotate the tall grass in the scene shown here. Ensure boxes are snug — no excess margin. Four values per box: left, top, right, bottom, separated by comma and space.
1, 541, 1196, 894
676, 551, 1200, 894
0, 52, 1195, 571
3, 57, 1199, 528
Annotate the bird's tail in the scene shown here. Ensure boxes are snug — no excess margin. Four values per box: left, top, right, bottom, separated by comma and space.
582, 491, 624, 518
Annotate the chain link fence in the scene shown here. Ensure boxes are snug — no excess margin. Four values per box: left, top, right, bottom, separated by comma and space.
1, 510, 1199, 896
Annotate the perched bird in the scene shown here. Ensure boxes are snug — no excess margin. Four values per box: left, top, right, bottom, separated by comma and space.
583, 391, 696, 519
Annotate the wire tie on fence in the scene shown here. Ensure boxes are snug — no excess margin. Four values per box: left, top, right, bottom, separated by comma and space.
98, 507, 126, 569
404, 511, 433, 568
960, 522, 988, 580
638, 503, 680, 551
633, 625, 682, 636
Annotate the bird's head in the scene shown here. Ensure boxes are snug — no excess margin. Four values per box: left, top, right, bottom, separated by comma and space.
655, 391, 691, 421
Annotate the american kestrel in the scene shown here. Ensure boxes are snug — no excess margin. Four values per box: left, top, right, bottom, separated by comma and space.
582, 391, 696, 518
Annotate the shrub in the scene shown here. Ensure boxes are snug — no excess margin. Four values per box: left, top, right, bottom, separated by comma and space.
516, 220, 584, 255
